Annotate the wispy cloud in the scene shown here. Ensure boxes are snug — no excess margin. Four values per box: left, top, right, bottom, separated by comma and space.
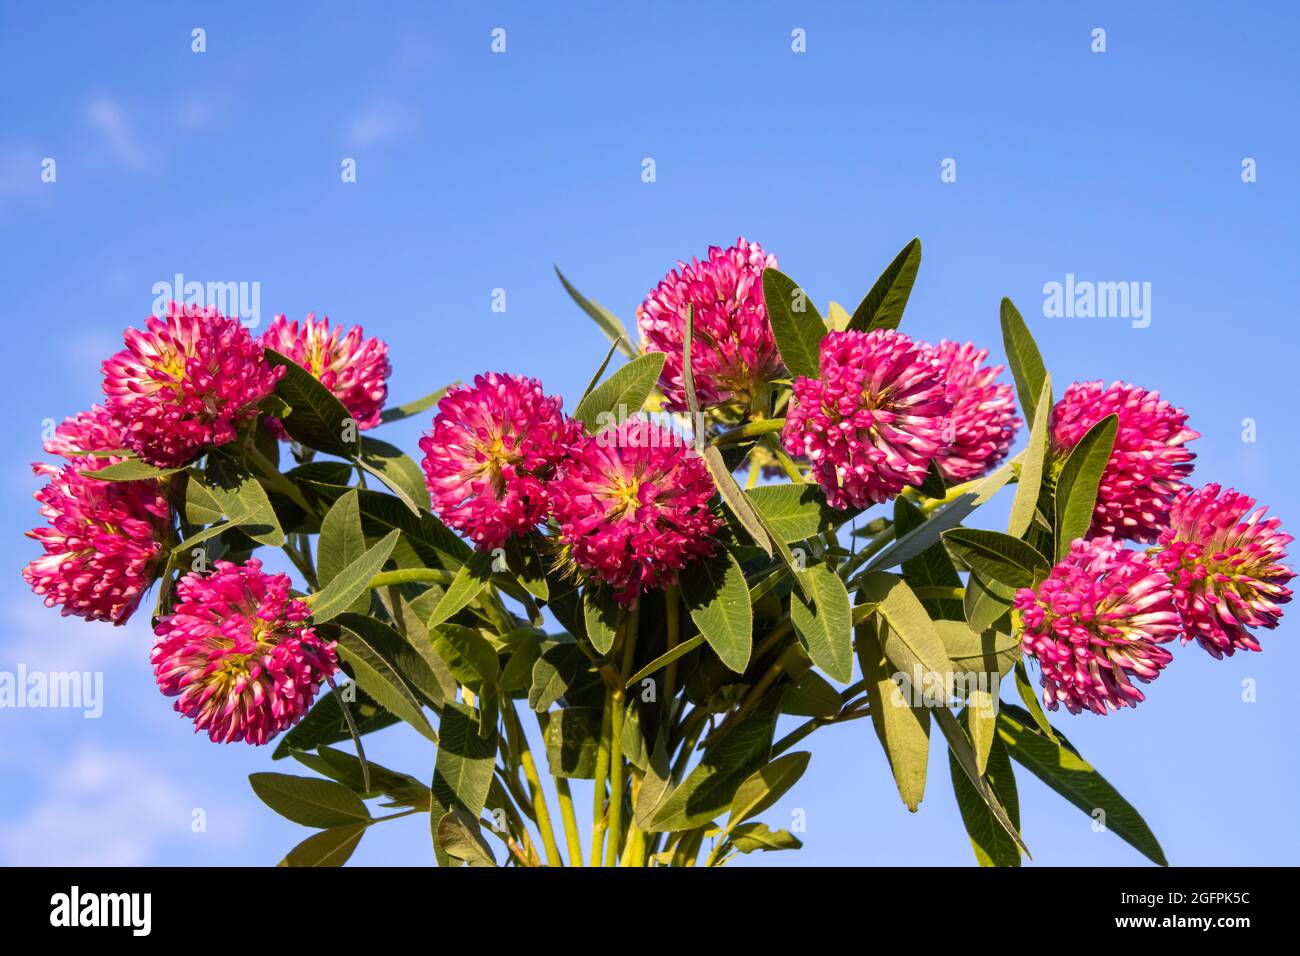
345, 98, 416, 150
83, 96, 155, 173
0, 746, 191, 865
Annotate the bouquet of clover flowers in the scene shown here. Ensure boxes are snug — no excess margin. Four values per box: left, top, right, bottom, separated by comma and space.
22, 238, 1293, 868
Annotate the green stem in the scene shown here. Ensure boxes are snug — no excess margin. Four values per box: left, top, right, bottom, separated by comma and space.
911, 585, 966, 601
711, 417, 786, 447
554, 776, 584, 867
663, 585, 681, 708
503, 704, 561, 867
590, 690, 613, 867
245, 437, 315, 513
366, 567, 457, 589
604, 607, 638, 867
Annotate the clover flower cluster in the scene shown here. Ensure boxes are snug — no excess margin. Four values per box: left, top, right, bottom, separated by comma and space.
23, 303, 387, 744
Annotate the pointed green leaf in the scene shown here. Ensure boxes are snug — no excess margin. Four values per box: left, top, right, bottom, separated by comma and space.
997, 708, 1167, 866
942, 528, 1049, 590
999, 298, 1048, 428
727, 751, 811, 828
554, 266, 637, 358
278, 823, 367, 867
650, 709, 776, 831
857, 620, 930, 810
334, 612, 438, 744
355, 436, 431, 514
582, 585, 622, 655
1054, 414, 1118, 560
307, 530, 399, 623
790, 562, 853, 683
427, 548, 495, 628
680, 550, 753, 674
573, 352, 665, 432
1008, 375, 1053, 539
761, 268, 826, 379
949, 731, 1021, 867
436, 808, 497, 867
379, 383, 454, 424
265, 348, 359, 457
849, 237, 922, 333
746, 483, 838, 543
249, 772, 370, 828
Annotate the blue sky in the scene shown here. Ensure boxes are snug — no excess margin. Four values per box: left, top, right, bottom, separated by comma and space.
2, 1, 1297, 866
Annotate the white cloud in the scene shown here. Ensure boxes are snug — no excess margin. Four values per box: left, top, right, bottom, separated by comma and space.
0, 746, 191, 865
345, 99, 415, 149
83, 96, 155, 173
175, 95, 219, 132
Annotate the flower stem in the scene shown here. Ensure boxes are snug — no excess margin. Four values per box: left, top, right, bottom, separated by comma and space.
503, 703, 562, 867
604, 606, 639, 867
366, 567, 456, 589
711, 417, 786, 447
554, 775, 584, 867
589, 691, 613, 866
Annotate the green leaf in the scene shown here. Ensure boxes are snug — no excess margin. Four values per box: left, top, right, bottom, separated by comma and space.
849, 237, 922, 333
728, 823, 802, 854
427, 549, 495, 628
579, 338, 621, 405
315, 746, 431, 808
357, 488, 471, 574
895, 496, 963, 620
307, 530, 399, 623
942, 528, 1049, 591
865, 460, 1016, 571
379, 383, 454, 424
430, 702, 498, 864
624, 634, 706, 689
355, 436, 431, 514
190, 456, 284, 547
650, 709, 776, 831
917, 459, 947, 500
504, 536, 549, 602
964, 573, 1016, 632
554, 266, 637, 358
727, 751, 811, 828
703, 445, 775, 559
544, 706, 604, 778
528, 641, 586, 712
999, 298, 1048, 428
949, 731, 1021, 867
933, 620, 1018, 681
278, 823, 367, 867
1053, 414, 1118, 560
317, 490, 368, 615
997, 709, 1167, 866
573, 352, 665, 432
746, 484, 838, 543
934, 707, 1029, 857
1012, 660, 1060, 742
680, 550, 753, 674
582, 585, 622, 655
436, 808, 497, 867
265, 348, 359, 457
248, 772, 370, 828
857, 571, 953, 681
273, 686, 399, 758
1008, 375, 1053, 539
333, 612, 439, 744
761, 267, 826, 379
857, 620, 930, 811
790, 562, 853, 683
431, 622, 500, 692
83, 459, 183, 481
780, 669, 841, 719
